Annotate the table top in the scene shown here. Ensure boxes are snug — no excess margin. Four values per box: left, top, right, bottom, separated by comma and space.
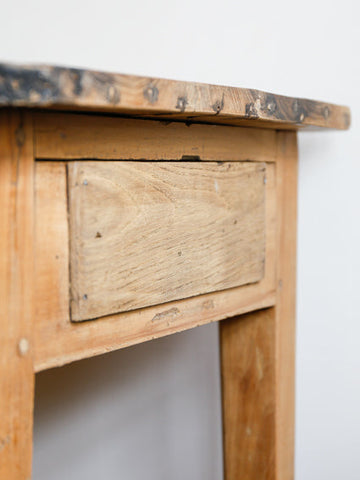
0, 62, 350, 131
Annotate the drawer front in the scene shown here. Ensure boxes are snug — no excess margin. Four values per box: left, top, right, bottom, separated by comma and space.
68, 161, 266, 321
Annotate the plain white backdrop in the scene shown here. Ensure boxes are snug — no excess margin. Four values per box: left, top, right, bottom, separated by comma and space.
1, 0, 359, 478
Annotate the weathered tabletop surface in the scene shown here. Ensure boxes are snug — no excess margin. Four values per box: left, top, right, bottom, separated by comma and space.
0, 62, 350, 130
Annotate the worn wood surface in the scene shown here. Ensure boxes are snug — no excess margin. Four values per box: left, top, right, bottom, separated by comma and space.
34, 162, 276, 370
0, 63, 350, 130
34, 162, 70, 336
220, 130, 298, 480
34, 112, 277, 162
221, 309, 276, 480
0, 110, 35, 479
68, 161, 266, 321
274, 131, 298, 480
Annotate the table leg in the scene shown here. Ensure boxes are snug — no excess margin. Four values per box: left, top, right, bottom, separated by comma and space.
220, 131, 298, 480
0, 110, 36, 479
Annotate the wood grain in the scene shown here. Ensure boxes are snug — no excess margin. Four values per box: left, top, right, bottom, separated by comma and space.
34, 162, 70, 334
221, 308, 276, 480
34, 112, 277, 162
220, 130, 298, 480
0, 62, 350, 130
68, 161, 266, 321
33, 161, 276, 370
0, 110, 35, 479
274, 131, 298, 480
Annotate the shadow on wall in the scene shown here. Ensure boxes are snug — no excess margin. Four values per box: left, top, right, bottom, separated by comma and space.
33, 322, 223, 480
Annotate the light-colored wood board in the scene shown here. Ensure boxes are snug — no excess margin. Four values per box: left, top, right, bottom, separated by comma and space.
220, 308, 276, 480
33, 161, 276, 370
274, 131, 298, 480
37, 289, 276, 372
34, 162, 70, 333
0, 63, 351, 130
220, 130, 298, 480
68, 161, 266, 321
0, 110, 35, 479
34, 112, 278, 162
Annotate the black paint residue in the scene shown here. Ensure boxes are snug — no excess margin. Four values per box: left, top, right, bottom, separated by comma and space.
106, 85, 120, 104
68, 69, 84, 96
260, 93, 286, 121
176, 96, 188, 112
92, 71, 121, 104
245, 102, 259, 118
143, 84, 159, 104
0, 64, 60, 103
323, 106, 330, 120
264, 94, 278, 115
292, 98, 307, 123
212, 94, 224, 114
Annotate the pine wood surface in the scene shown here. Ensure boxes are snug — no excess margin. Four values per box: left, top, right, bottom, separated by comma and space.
68, 161, 266, 321
33, 162, 276, 371
220, 130, 298, 480
34, 112, 278, 162
274, 131, 298, 480
0, 110, 35, 479
0, 62, 351, 130
221, 309, 276, 480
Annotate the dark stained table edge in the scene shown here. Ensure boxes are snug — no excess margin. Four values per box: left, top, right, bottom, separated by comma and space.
0, 62, 351, 130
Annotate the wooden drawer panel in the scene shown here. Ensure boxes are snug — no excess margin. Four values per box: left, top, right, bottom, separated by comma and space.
68, 161, 266, 321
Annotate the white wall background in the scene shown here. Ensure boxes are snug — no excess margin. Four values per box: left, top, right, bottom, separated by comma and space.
1, 1, 359, 478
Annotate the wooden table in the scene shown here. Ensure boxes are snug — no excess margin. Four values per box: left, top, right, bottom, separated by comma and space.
0, 63, 350, 479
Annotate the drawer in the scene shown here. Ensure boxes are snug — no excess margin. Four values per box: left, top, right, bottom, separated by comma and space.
68, 161, 266, 322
